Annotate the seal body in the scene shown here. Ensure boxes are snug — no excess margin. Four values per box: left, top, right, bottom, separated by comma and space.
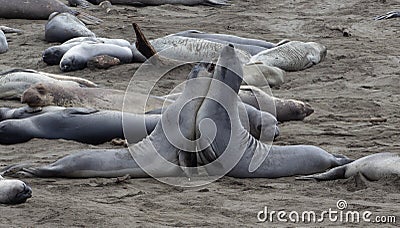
60, 43, 133, 71
249, 41, 327, 71
0, 30, 8, 54
87, 0, 229, 6
0, 176, 32, 204
45, 12, 96, 43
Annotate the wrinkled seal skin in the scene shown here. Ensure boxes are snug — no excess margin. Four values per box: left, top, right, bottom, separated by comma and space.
0, 108, 160, 145
87, 0, 229, 6
60, 43, 133, 71
298, 153, 400, 181
0, 176, 32, 204
0, 0, 78, 20
42, 37, 131, 65
45, 12, 96, 43
195, 44, 351, 178
0, 30, 8, 54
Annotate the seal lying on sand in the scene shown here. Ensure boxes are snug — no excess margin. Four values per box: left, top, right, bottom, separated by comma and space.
3, 45, 349, 179
0, 30, 7, 54
297, 153, 400, 181
242, 63, 285, 88
374, 11, 400, 20
87, 0, 229, 6
0, 0, 101, 24
43, 37, 131, 65
0, 68, 97, 100
0, 175, 32, 204
0, 106, 65, 122
21, 82, 164, 112
249, 41, 327, 71
60, 42, 133, 71
45, 12, 96, 43
195, 44, 351, 177
0, 108, 160, 145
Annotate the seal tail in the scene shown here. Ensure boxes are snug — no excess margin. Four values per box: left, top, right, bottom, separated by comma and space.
203, 0, 230, 6
296, 165, 347, 181
76, 11, 103, 25
0, 163, 33, 177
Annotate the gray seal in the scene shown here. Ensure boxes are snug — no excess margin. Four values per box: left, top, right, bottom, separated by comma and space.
0, 175, 32, 204
87, 0, 229, 6
0, 29, 8, 54
0, 107, 160, 145
60, 42, 133, 71
297, 153, 400, 181
45, 12, 96, 43
195, 44, 351, 177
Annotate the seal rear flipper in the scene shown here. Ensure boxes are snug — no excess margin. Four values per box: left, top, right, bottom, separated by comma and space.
203, 0, 230, 6
75, 11, 103, 25
0, 163, 33, 177
62, 107, 99, 116
295, 166, 347, 181
178, 151, 198, 177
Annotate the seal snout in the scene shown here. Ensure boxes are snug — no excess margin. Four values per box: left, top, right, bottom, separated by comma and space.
21, 84, 48, 108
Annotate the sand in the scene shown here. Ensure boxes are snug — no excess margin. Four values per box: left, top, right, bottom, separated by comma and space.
0, 0, 399, 226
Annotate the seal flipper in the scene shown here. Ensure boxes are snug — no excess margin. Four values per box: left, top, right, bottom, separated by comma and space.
296, 165, 347, 181
62, 107, 99, 116
203, 0, 230, 6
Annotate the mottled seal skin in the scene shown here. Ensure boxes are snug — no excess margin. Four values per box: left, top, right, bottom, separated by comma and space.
0, 68, 97, 100
196, 44, 351, 177
87, 0, 229, 6
249, 41, 327, 71
0, 30, 8, 54
60, 43, 133, 71
45, 12, 96, 43
0, 108, 160, 145
298, 153, 400, 181
43, 37, 130, 65
0, 176, 32, 204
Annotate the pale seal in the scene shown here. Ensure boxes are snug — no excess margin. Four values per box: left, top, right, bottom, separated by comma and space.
87, 0, 229, 6
249, 41, 327, 71
0, 68, 97, 100
297, 153, 400, 181
374, 11, 400, 20
242, 63, 285, 88
0, 29, 7, 54
45, 12, 96, 43
0, 175, 32, 204
195, 44, 351, 177
60, 42, 133, 71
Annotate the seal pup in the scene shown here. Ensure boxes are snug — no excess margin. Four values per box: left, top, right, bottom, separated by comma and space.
60, 42, 133, 71
87, 0, 229, 6
242, 63, 285, 88
45, 12, 96, 43
43, 37, 131, 65
0, 175, 32, 204
0, 108, 160, 145
0, 29, 7, 54
297, 153, 400, 181
0, 69, 97, 100
0, 0, 101, 24
196, 44, 351, 177
249, 41, 327, 71
21, 82, 164, 112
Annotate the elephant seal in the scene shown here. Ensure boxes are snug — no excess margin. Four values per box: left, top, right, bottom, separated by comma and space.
0, 26, 23, 34
297, 153, 400, 181
43, 37, 131, 65
242, 63, 285, 88
60, 42, 133, 71
21, 82, 164, 113
0, 108, 160, 145
0, 175, 32, 204
195, 44, 351, 177
68, 0, 92, 8
0, 106, 65, 122
0, 29, 7, 54
0, 0, 101, 24
374, 11, 400, 20
87, 0, 229, 6
249, 41, 327, 71
45, 12, 96, 43
0, 68, 97, 100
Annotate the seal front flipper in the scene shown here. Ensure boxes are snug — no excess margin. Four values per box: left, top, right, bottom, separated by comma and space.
62, 107, 99, 116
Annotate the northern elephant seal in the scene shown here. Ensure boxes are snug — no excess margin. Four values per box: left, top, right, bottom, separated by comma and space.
45, 12, 96, 43
0, 108, 160, 145
0, 0, 101, 24
297, 153, 400, 181
0, 68, 97, 100
242, 63, 285, 88
0, 175, 32, 204
0, 29, 7, 54
0, 106, 65, 122
87, 0, 229, 6
249, 41, 327, 71
60, 42, 133, 71
195, 44, 351, 177
21, 82, 164, 113
42, 37, 131, 65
